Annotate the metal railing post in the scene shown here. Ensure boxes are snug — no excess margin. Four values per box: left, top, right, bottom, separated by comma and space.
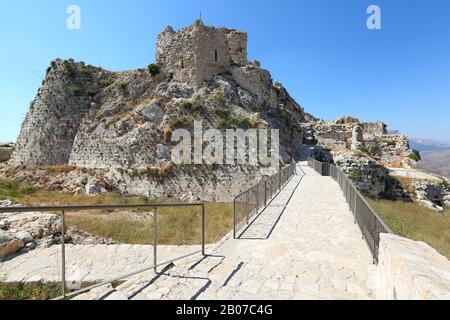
153, 208, 158, 273
279, 171, 281, 190
256, 183, 260, 213
61, 210, 66, 299
233, 199, 237, 239
264, 180, 267, 206
245, 192, 249, 224
201, 204, 205, 256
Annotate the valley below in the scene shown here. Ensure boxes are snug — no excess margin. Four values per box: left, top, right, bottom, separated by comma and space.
417, 149, 450, 179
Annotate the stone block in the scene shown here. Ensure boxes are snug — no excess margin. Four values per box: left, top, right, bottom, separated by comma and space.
376, 233, 450, 300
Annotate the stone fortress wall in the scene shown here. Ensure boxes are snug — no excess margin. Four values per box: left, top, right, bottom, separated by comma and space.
9, 60, 98, 166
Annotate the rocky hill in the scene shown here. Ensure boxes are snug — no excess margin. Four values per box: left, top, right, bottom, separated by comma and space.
6, 22, 307, 202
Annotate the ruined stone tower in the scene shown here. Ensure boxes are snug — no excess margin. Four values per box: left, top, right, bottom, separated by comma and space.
156, 21, 248, 86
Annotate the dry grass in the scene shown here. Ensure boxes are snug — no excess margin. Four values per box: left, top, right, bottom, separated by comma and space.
63, 202, 232, 245
384, 162, 405, 169
391, 175, 421, 184
45, 165, 77, 174
368, 199, 450, 259
1, 179, 233, 245
8, 189, 146, 207
163, 124, 172, 142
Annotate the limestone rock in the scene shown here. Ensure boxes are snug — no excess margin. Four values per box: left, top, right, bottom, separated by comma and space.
139, 103, 165, 123
412, 182, 450, 212
0, 230, 24, 259
0, 200, 12, 207
156, 144, 170, 159
1, 211, 61, 239
63, 171, 88, 190
0, 145, 14, 162
377, 233, 450, 300
15, 231, 34, 244
444, 194, 450, 208
85, 177, 102, 196
0, 207, 118, 259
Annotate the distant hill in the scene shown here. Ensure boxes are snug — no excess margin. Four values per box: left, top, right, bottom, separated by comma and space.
409, 138, 450, 152
417, 149, 450, 179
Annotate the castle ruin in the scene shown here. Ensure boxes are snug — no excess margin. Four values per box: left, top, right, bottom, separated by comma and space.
156, 21, 248, 86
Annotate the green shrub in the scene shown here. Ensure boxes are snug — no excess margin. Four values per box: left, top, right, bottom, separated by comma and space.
80, 67, 92, 76
169, 116, 191, 129
357, 145, 368, 154
408, 150, 421, 161
117, 81, 128, 91
368, 144, 381, 156
181, 101, 193, 110
212, 92, 226, 107
348, 169, 361, 181
216, 118, 231, 129
67, 86, 82, 96
86, 87, 97, 97
0, 179, 38, 199
214, 107, 229, 120
99, 79, 113, 87
147, 64, 160, 77
354, 150, 365, 158
62, 61, 76, 78
0, 282, 62, 300
232, 116, 252, 129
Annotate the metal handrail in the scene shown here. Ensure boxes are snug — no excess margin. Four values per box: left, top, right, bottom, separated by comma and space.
0, 203, 206, 300
307, 157, 393, 263
233, 163, 297, 238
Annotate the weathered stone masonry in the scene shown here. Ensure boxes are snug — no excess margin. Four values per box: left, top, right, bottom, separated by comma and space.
157, 23, 248, 86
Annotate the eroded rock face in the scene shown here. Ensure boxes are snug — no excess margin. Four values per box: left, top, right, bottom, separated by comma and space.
0, 230, 24, 260
413, 182, 450, 212
85, 177, 103, 196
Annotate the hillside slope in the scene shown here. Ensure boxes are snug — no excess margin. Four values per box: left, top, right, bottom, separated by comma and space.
417, 149, 450, 179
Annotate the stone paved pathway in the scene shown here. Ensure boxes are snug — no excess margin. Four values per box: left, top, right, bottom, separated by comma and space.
70, 164, 377, 300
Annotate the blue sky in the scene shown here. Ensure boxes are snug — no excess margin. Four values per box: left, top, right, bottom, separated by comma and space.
0, 0, 449, 143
